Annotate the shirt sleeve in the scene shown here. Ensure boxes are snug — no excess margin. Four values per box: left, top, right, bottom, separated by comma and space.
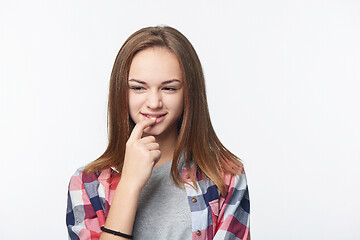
213, 172, 250, 240
66, 169, 103, 240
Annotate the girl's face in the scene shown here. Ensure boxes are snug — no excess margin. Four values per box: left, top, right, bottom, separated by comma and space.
128, 47, 184, 137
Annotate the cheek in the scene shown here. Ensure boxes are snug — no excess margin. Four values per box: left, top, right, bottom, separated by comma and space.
128, 95, 142, 119
128, 94, 143, 109
170, 94, 184, 115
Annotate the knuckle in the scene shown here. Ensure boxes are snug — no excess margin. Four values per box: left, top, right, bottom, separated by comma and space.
142, 149, 150, 156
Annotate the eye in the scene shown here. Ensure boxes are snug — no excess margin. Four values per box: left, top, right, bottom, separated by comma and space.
163, 87, 177, 92
130, 86, 146, 92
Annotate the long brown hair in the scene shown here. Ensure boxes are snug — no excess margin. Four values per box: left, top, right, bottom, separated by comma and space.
84, 26, 243, 196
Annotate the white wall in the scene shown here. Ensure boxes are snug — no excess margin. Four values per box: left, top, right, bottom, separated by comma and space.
1, 0, 359, 239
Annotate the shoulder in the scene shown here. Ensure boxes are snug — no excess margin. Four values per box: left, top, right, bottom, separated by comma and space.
68, 167, 96, 187
67, 166, 118, 216
68, 167, 86, 191
68, 166, 116, 191
223, 165, 248, 191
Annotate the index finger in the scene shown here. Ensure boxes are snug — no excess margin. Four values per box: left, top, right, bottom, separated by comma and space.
128, 118, 156, 141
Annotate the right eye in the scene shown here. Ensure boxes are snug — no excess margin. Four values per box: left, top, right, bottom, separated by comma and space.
130, 86, 145, 91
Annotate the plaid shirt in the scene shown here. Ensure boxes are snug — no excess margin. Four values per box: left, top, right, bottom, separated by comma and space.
66, 165, 250, 240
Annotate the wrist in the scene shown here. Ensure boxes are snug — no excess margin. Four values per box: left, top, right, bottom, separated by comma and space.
117, 176, 143, 195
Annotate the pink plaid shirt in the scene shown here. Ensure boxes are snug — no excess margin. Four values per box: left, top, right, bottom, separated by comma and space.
66, 164, 250, 240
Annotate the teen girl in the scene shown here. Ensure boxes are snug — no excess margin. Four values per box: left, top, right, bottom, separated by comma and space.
66, 26, 250, 240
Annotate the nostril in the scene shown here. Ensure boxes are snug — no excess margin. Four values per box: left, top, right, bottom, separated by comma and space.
146, 94, 163, 108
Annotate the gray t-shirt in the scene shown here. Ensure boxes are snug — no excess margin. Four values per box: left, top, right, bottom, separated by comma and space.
132, 160, 192, 240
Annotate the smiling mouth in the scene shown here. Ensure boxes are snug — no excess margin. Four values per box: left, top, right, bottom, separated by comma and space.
142, 113, 167, 119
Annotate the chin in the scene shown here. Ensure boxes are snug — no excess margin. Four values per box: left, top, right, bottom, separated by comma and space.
143, 123, 174, 137
143, 129, 163, 137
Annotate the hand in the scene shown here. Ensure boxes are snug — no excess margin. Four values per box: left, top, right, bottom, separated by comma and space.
120, 118, 160, 191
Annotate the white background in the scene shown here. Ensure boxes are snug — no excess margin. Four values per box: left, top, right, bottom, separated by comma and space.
1, 0, 359, 239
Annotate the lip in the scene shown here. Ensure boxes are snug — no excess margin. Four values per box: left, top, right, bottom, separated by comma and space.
141, 113, 167, 124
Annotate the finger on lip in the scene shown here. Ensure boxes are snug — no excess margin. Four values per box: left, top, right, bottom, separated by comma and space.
141, 118, 157, 128
130, 118, 157, 140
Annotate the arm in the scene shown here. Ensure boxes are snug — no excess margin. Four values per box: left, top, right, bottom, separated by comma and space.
98, 179, 141, 240
66, 169, 104, 240
66, 118, 159, 240
66, 169, 142, 240
213, 172, 250, 240
99, 118, 159, 240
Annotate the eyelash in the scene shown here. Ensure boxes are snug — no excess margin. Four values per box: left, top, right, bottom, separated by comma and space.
130, 86, 177, 92
130, 86, 145, 91
163, 87, 177, 91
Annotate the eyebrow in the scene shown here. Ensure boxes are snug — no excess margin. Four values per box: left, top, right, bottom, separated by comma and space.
128, 79, 182, 85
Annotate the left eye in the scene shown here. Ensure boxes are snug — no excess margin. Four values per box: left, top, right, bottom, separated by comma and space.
163, 87, 176, 91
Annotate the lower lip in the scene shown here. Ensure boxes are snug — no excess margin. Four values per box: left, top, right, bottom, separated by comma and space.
142, 114, 167, 124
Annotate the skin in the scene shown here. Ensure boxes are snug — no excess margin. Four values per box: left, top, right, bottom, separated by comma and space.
99, 47, 184, 239
128, 47, 184, 167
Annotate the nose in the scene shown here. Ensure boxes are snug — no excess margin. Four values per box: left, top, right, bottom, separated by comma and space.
146, 90, 163, 109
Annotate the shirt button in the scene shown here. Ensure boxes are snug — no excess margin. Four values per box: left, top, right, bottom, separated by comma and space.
196, 230, 201, 236
191, 197, 197, 203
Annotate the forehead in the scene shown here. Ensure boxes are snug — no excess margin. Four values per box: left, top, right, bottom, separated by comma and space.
128, 47, 183, 82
